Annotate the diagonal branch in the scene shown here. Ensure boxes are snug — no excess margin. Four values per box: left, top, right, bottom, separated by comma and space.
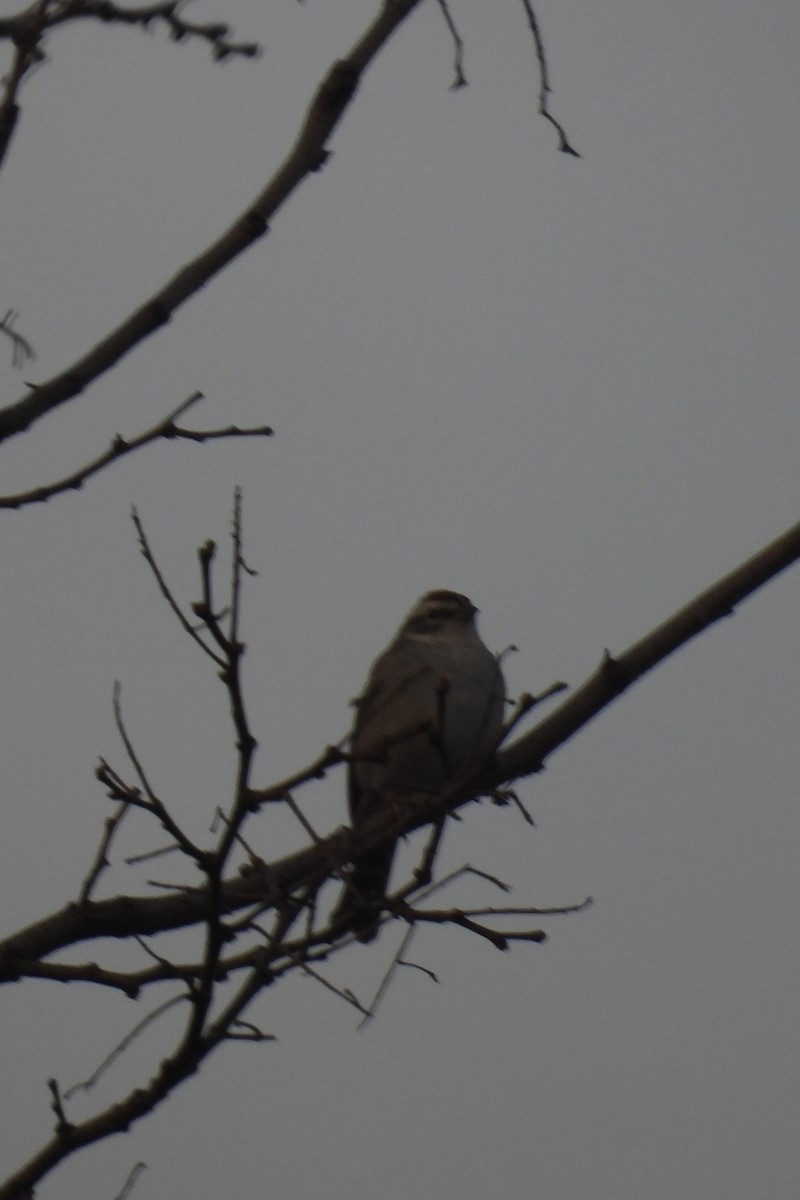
494, 514, 800, 783
3, 510, 798, 1196
3, 511, 799, 969
0, 391, 272, 509
0, 0, 427, 445
132, 506, 226, 666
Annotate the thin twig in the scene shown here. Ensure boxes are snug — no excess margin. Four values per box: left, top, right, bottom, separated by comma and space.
435, 0, 467, 88
112, 1161, 146, 1200
112, 682, 158, 805
182, 499, 263, 1051
283, 792, 324, 847
397, 957, 439, 984
124, 842, 181, 865
192, 539, 230, 657
245, 742, 346, 809
78, 800, 131, 903
295, 958, 372, 1016
46, 1078, 73, 1136
396, 901, 547, 948
491, 786, 535, 825
225, 1020, 275, 1043
0, 309, 35, 367
457, 864, 512, 892
357, 923, 417, 1028
0, 392, 272, 509
518, 0, 580, 155
132, 506, 225, 665
96, 757, 205, 863
63, 995, 187, 1099
211, 808, 262, 868
411, 816, 447, 889
502, 680, 568, 743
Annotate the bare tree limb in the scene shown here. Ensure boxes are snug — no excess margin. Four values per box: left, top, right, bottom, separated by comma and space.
0, 392, 273, 509
0, 0, 49, 170
0, 1, 258, 166
3, 510, 798, 978
494, 514, 800, 783
0, 0, 428, 445
358, 922, 418, 1026
96, 758, 205, 864
0, 0, 259, 58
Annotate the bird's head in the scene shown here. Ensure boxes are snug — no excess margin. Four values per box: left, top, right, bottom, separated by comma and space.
399, 590, 480, 642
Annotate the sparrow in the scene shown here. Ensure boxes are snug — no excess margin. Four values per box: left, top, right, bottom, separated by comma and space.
332, 590, 506, 941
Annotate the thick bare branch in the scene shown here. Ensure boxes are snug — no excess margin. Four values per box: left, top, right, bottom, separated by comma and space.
3, 511, 798, 974
494, 515, 800, 783
0, 0, 427, 445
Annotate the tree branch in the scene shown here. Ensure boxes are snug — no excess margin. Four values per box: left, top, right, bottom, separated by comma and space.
3, 505, 799, 1196
0, 392, 272, 509
494, 514, 800, 782
517, 0, 579, 155
0, 1, 258, 171
3, 511, 799, 976
39, 1, 261, 62
0, 0, 427, 445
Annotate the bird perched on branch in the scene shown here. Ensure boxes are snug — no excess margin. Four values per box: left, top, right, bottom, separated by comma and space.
332, 589, 506, 942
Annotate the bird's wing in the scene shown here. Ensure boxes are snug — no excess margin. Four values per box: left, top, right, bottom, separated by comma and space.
347, 640, 443, 822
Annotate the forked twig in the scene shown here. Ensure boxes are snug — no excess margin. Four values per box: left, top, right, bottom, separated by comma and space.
0, 392, 272, 510
132, 506, 225, 665
0, 309, 35, 367
96, 755, 204, 863
294, 957, 372, 1017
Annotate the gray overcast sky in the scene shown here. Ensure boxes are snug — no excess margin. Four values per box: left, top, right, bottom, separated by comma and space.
2, 1, 799, 1197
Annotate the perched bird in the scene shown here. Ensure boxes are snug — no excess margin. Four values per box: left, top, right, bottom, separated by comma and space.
333, 590, 506, 941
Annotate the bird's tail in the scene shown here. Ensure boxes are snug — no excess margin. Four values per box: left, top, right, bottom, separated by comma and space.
331, 845, 395, 943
